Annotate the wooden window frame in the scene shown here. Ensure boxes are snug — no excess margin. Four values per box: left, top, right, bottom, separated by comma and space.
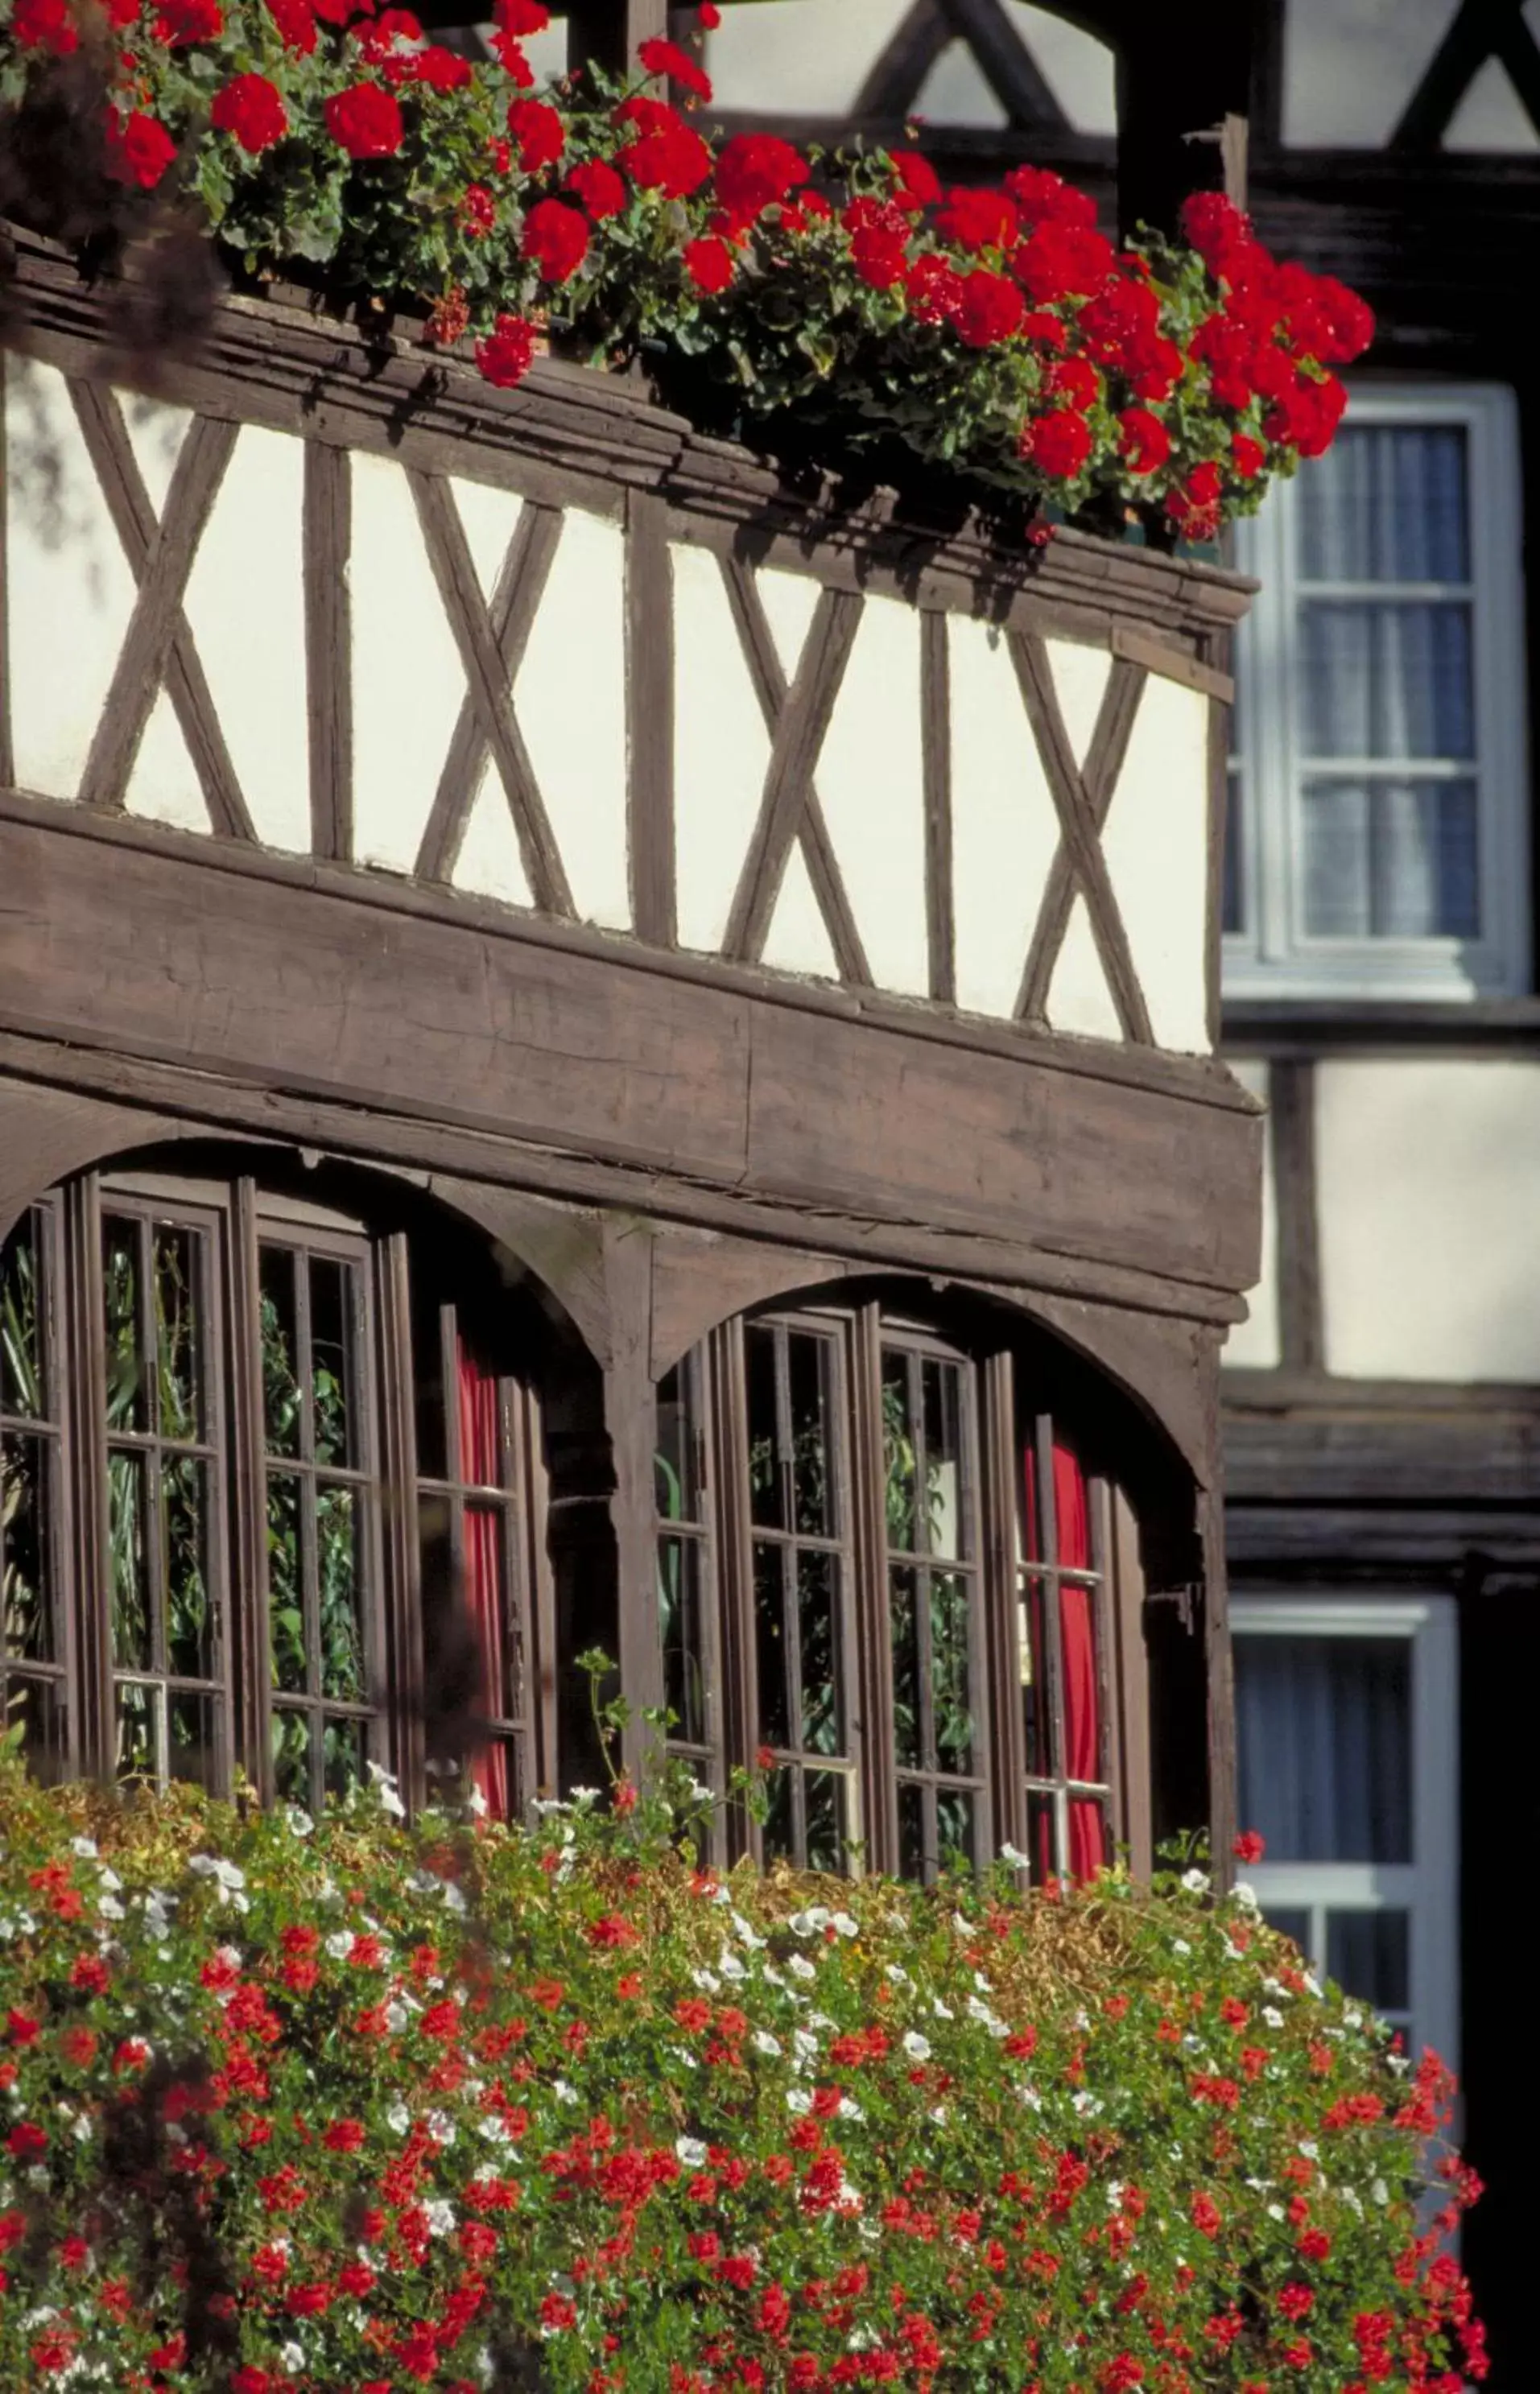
661, 1296, 1148, 1888
0, 1193, 75, 1775
1224, 380, 1529, 1001
0, 1166, 556, 1814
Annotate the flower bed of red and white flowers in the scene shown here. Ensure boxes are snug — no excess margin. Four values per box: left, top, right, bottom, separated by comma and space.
0, 1738, 1484, 2394
0, 0, 1373, 536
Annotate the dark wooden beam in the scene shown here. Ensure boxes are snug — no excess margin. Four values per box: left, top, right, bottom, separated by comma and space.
567, 0, 667, 80
1113, 2, 1256, 237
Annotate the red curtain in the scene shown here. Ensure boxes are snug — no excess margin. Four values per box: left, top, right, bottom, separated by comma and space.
1024, 1438, 1106, 1882
457, 1338, 509, 1822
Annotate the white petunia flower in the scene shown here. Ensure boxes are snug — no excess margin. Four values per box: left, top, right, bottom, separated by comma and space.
1180, 1868, 1210, 1894
831, 1913, 859, 1938
692, 1969, 721, 1996
836, 2098, 865, 2122
71, 1838, 98, 1860
902, 2032, 931, 2062
1261, 2006, 1285, 2029
675, 2137, 709, 2169
424, 2201, 456, 2237
785, 2089, 812, 2115
931, 1998, 954, 2020
285, 1806, 314, 1838
427, 2111, 456, 2146
788, 1954, 817, 1982
997, 1842, 1030, 1870
752, 2031, 782, 2058
553, 2079, 580, 2106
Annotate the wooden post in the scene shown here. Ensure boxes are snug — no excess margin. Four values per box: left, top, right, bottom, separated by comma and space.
601, 1216, 663, 1789
1112, 0, 1256, 240
568, 0, 667, 79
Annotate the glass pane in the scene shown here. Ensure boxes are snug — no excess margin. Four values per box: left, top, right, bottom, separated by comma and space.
881, 1351, 919, 1552
457, 1336, 502, 1488
659, 1533, 707, 1748
464, 1503, 511, 1720
1302, 777, 1479, 939
168, 1692, 217, 1792
108, 1451, 149, 1670
787, 1332, 835, 1537
163, 1456, 214, 1681
3, 1673, 67, 1779
1020, 1579, 1051, 1777
654, 1364, 702, 1524
922, 1360, 964, 1558
1261, 1906, 1312, 1955
101, 1217, 146, 1432
1298, 426, 1469, 585
1327, 1909, 1410, 2014
936, 1786, 976, 1873
153, 1224, 203, 1443
745, 1325, 782, 1530
1027, 1788, 1059, 1883
1067, 1794, 1108, 1880
271, 1705, 310, 1805
316, 1484, 365, 1702
753, 1539, 790, 1749
798, 1549, 840, 1756
259, 1247, 302, 1459
1298, 602, 1474, 761
803, 1769, 844, 1876
763, 1765, 793, 1863
1, 1214, 45, 1422
309, 1257, 355, 1467
323, 1715, 365, 1800
266, 1473, 307, 1694
931, 1571, 974, 1773
2, 1432, 54, 1661
114, 1679, 161, 1781
1060, 1580, 1103, 1786
890, 1565, 921, 1769
1222, 770, 1244, 936
898, 1779, 925, 1883
1235, 1634, 1412, 1864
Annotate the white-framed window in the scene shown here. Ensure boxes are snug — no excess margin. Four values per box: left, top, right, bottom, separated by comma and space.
1224, 382, 1529, 1001
1230, 1593, 1459, 2073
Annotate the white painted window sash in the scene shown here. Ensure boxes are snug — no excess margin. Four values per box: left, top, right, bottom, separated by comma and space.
1225, 381, 1529, 1001
1229, 1593, 1459, 2074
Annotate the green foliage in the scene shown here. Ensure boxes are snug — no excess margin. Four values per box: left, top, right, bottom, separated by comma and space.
0, 1699, 1484, 2393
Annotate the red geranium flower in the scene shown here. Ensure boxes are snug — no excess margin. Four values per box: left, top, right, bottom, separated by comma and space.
935, 186, 1018, 254
263, 0, 316, 49
494, 0, 547, 27
1005, 163, 1099, 228
683, 236, 734, 294
211, 72, 288, 155
888, 148, 939, 212
458, 182, 497, 237
953, 268, 1025, 349
566, 159, 626, 219
1117, 406, 1170, 475
714, 130, 808, 223
11, 0, 79, 54
506, 96, 564, 171
1022, 410, 1092, 477
638, 33, 712, 99
522, 196, 589, 282
411, 43, 473, 89
153, 0, 221, 37
104, 110, 176, 188
324, 81, 405, 158
617, 110, 712, 198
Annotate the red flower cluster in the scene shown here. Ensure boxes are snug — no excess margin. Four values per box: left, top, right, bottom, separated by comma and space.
211, 72, 288, 154
324, 79, 405, 158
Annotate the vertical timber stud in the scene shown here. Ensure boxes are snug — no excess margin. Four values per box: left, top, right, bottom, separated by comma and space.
0, 351, 13, 793
625, 492, 676, 947
1199, 1470, 1237, 1892
568, 0, 667, 78
1113, 0, 1255, 241
602, 1217, 663, 1789
304, 442, 353, 862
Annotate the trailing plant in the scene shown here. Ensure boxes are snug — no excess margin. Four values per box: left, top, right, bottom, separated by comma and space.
0, 1677, 1485, 2394
0, 0, 1373, 535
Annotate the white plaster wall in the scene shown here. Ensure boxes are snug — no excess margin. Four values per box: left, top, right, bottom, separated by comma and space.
762, 840, 840, 980
513, 506, 630, 931
5, 357, 135, 800
671, 541, 771, 954
1317, 1058, 1540, 1381
1221, 1057, 1281, 1371
1100, 675, 1212, 1055
948, 615, 1059, 1019
814, 591, 928, 997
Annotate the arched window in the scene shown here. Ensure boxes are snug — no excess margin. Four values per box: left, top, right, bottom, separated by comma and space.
655, 1294, 1158, 1886
0, 1158, 559, 1810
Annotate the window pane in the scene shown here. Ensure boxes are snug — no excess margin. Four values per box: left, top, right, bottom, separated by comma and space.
272, 1705, 310, 1804
1327, 1909, 1410, 2013
163, 1455, 214, 1680
745, 1326, 783, 1530
1020, 1579, 1051, 1777
3, 1673, 67, 1778
309, 1257, 356, 1467
881, 1352, 919, 1551
259, 1247, 302, 1459
787, 1332, 835, 1537
1222, 770, 1245, 935
1, 1214, 45, 1421
457, 1337, 501, 1488
316, 1485, 365, 1701
803, 1769, 845, 1875
1298, 425, 1469, 584
753, 1539, 790, 1748
323, 1715, 365, 1799
655, 1364, 702, 1524
115, 1679, 161, 1781
930, 1571, 973, 1772
1298, 602, 1474, 760
890, 1566, 921, 1769
659, 1533, 707, 1747
1235, 1634, 1412, 1864
936, 1786, 976, 1872
1027, 1787, 1059, 1881
268, 1473, 306, 1693
2, 1433, 55, 1661
798, 1550, 840, 1756
922, 1360, 964, 1558
168, 1692, 218, 1792
898, 1781, 925, 1883
153, 1224, 203, 1443
1060, 1581, 1103, 1787
109, 1452, 149, 1670
102, 1217, 146, 1432
1261, 1905, 1311, 1954
1301, 777, 1479, 938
